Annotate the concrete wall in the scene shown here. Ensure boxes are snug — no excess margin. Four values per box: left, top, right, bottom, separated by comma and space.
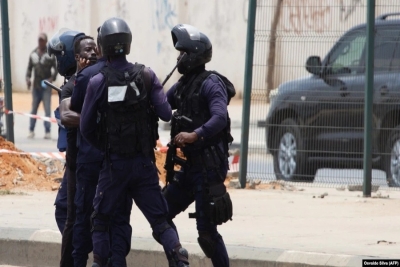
5, 0, 399, 95
4, 0, 248, 94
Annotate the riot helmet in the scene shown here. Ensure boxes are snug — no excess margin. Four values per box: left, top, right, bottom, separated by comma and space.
171, 24, 212, 74
48, 29, 85, 76
99, 17, 132, 56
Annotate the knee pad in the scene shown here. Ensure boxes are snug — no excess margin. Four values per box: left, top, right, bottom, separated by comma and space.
197, 231, 217, 258
152, 218, 171, 244
90, 211, 111, 232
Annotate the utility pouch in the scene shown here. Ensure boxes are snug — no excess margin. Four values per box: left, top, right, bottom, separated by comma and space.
202, 147, 221, 170
207, 183, 233, 225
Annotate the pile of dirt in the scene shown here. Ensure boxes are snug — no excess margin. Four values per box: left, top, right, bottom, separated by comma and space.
155, 150, 167, 186
0, 136, 234, 192
155, 147, 184, 187
0, 137, 63, 191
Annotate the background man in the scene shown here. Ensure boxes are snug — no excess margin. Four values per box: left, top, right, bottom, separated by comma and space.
26, 32, 58, 139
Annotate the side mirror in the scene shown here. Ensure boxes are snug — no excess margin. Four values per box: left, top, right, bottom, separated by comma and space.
306, 56, 322, 75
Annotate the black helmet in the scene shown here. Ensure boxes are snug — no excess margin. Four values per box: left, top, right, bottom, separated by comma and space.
99, 17, 132, 56
171, 24, 212, 74
48, 29, 85, 76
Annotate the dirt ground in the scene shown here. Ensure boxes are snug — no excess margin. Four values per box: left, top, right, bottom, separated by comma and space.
0, 136, 64, 191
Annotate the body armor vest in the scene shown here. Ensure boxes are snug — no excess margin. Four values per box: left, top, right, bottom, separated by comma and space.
97, 63, 157, 158
173, 70, 235, 156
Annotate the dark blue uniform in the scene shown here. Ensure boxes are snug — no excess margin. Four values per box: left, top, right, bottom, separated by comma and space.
54, 170, 67, 233
70, 58, 133, 267
54, 74, 77, 234
165, 74, 230, 267
80, 56, 185, 266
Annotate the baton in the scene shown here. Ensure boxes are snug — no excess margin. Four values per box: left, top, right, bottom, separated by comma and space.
44, 80, 62, 93
161, 52, 187, 86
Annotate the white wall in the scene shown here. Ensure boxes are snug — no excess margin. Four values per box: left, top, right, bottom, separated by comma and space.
6, 0, 248, 93
8, 0, 398, 95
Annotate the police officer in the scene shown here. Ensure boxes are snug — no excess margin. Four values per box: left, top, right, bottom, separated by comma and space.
48, 29, 89, 267
52, 29, 86, 234
69, 27, 134, 267
163, 24, 234, 267
80, 17, 190, 267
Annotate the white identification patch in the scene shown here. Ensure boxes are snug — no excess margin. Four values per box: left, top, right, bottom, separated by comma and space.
130, 81, 140, 96
108, 85, 127, 102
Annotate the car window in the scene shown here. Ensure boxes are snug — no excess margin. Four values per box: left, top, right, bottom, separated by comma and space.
391, 45, 400, 71
376, 28, 400, 72
326, 29, 366, 75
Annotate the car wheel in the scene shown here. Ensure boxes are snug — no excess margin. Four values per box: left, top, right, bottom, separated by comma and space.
384, 126, 400, 187
272, 118, 316, 182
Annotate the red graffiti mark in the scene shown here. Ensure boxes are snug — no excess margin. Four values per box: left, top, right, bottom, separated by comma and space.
282, 0, 331, 35
39, 16, 59, 33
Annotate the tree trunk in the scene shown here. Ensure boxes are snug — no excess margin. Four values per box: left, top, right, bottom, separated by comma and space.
266, 0, 283, 103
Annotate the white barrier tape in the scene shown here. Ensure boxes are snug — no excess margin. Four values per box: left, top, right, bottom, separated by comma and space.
229, 154, 239, 172
0, 147, 238, 170
5, 109, 57, 124
0, 149, 65, 159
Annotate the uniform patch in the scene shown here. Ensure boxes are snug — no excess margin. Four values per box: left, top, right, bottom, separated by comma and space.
108, 85, 127, 102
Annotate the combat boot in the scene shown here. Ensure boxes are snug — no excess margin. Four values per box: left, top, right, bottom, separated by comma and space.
169, 245, 189, 267
92, 254, 108, 267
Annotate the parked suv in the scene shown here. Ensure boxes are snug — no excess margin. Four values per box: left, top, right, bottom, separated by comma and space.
265, 13, 400, 187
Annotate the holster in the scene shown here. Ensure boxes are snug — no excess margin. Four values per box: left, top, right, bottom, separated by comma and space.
207, 183, 233, 225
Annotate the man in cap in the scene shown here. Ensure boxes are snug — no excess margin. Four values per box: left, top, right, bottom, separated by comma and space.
26, 32, 58, 139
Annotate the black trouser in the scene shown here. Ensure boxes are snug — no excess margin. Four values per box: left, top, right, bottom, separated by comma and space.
60, 130, 78, 267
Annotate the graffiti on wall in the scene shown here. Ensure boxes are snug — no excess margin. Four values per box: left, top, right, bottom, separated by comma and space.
281, 0, 361, 35
281, 0, 331, 34
39, 16, 59, 33
152, 0, 177, 58
340, 0, 361, 22
21, 13, 34, 42
153, 0, 177, 31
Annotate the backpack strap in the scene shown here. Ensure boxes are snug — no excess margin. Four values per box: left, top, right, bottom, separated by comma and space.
142, 67, 152, 95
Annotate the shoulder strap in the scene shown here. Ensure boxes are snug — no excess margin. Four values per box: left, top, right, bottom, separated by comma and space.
186, 70, 211, 99
142, 66, 152, 95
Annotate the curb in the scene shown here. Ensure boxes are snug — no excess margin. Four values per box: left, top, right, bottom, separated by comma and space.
0, 228, 376, 267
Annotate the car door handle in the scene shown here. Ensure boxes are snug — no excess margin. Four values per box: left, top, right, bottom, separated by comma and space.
340, 86, 349, 97
380, 85, 389, 95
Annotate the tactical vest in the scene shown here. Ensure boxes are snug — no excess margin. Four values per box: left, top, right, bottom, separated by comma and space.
173, 70, 235, 156
96, 63, 158, 159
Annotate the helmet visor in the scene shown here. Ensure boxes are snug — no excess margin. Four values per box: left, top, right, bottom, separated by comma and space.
47, 28, 71, 54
